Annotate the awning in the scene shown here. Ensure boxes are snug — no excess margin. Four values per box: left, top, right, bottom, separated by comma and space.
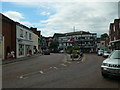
110, 39, 120, 43
58, 46, 66, 49
100, 46, 109, 50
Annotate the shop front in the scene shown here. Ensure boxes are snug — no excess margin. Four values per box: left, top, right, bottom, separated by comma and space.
110, 39, 120, 50
16, 39, 33, 58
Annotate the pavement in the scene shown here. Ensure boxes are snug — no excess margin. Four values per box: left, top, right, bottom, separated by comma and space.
2, 53, 42, 65
2, 53, 84, 65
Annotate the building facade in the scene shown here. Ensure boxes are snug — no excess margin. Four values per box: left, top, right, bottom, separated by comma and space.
1, 14, 16, 59
32, 32, 39, 54
109, 19, 120, 50
58, 31, 97, 53
30, 27, 41, 52
16, 23, 34, 58
1, 13, 41, 60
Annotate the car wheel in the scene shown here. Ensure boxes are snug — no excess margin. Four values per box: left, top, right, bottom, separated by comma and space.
101, 72, 108, 78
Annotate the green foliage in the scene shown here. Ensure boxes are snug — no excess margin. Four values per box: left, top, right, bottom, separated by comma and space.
49, 41, 59, 49
74, 46, 80, 50
101, 33, 108, 39
66, 46, 80, 54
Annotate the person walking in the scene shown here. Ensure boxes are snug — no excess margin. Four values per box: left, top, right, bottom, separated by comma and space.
29, 50, 32, 56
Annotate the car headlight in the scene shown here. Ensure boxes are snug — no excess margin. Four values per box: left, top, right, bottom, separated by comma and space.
102, 63, 108, 66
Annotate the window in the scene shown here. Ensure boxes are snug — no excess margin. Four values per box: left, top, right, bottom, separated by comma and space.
25, 32, 28, 39
20, 29, 23, 38
29, 33, 32, 40
109, 51, 120, 59
19, 44, 24, 56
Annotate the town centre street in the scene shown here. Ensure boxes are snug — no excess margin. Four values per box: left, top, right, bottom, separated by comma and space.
2, 53, 120, 88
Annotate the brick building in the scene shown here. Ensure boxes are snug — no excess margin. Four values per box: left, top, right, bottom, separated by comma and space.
0, 13, 16, 59
109, 19, 120, 50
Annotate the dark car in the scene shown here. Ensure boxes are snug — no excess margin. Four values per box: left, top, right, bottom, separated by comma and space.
43, 49, 50, 55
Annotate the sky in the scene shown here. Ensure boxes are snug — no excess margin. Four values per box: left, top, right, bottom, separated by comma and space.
1, 0, 119, 37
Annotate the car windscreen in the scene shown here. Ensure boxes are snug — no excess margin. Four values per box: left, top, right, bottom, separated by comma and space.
109, 51, 120, 59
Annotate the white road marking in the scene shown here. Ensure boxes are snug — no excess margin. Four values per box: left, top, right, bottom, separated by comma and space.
67, 62, 71, 64
61, 64, 67, 66
20, 76, 23, 79
53, 67, 58, 69
19, 70, 44, 79
39, 71, 44, 74
23, 77, 28, 79
49, 67, 53, 69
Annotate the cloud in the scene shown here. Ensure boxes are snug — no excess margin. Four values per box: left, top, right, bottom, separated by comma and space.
1, 0, 120, 2
2, 2, 118, 37
2, 11, 45, 28
40, 11, 51, 15
40, 2, 118, 37
3, 11, 24, 21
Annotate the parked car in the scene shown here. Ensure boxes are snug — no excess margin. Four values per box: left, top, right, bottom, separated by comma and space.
98, 50, 104, 56
59, 50, 65, 53
101, 50, 120, 78
43, 49, 50, 55
103, 51, 110, 58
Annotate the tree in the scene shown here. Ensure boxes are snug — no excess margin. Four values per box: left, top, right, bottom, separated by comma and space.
49, 41, 59, 52
101, 33, 108, 39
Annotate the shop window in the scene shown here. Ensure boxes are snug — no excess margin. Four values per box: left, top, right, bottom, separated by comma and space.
19, 44, 24, 56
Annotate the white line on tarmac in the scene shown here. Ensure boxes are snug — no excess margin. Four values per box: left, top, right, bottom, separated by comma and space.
53, 67, 58, 69
61, 64, 67, 66
19, 76, 23, 79
67, 62, 71, 64
19, 70, 44, 79
39, 71, 44, 74
49, 67, 53, 69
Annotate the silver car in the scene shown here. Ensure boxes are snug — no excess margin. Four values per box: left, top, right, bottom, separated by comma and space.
98, 50, 104, 56
101, 50, 120, 78
103, 51, 110, 58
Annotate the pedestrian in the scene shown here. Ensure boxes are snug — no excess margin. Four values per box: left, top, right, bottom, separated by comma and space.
11, 51, 15, 59
29, 50, 32, 56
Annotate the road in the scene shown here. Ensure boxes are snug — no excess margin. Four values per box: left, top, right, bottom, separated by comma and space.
2, 53, 120, 88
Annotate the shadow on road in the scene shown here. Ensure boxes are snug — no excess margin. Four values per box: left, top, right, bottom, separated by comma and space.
104, 76, 120, 83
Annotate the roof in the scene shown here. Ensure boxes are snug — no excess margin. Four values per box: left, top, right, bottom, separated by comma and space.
53, 33, 65, 38
53, 31, 96, 38
65, 31, 92, 36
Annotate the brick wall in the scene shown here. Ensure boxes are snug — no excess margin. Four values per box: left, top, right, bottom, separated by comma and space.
2, 14, 16, 59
